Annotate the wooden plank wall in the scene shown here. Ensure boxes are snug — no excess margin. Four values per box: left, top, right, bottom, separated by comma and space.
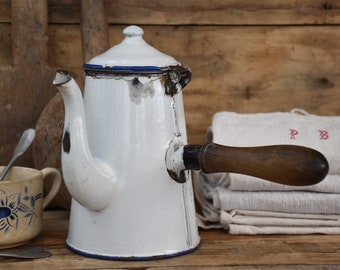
0, 0, 340, 167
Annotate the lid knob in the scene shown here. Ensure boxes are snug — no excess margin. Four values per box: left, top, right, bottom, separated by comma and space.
123, 25, 144, 37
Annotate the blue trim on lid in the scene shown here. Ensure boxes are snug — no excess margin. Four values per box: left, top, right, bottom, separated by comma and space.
83, 63, 163, 72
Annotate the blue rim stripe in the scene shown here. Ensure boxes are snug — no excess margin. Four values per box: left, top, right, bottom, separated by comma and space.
66, 241, 201, 261
83, 63, 163, 72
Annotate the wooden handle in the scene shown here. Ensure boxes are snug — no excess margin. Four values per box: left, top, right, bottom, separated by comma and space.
190, 143, 329, 186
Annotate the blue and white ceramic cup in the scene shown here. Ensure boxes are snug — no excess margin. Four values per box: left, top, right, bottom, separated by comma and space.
0, 166, 61, 248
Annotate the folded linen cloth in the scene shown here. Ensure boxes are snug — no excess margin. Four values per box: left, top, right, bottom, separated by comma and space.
193, 110, 340, 234
228, 224, 340, 235
221, 210, 340, 227
211, 109, 340, 174
193, 171, 340, 234
215, 189, 340, 214
223, 210, 340, 235
228, 173, 340, 193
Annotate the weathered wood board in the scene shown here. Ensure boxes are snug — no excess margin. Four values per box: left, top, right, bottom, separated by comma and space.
0, 0, 55, 167
0, 0, 339, 166
2, 210, 340, 269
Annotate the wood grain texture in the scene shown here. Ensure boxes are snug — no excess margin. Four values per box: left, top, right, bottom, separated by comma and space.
105, 0, 340, 26
1, 0, 327, 27
0, 0, 10, 23
0, 0, 56, 167
45, 0, 340, 25
80, 0, 109, 62
2, 210, 340, 269
0, 23, 11, 65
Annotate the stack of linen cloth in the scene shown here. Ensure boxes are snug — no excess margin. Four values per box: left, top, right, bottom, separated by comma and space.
193, 109, 340, 234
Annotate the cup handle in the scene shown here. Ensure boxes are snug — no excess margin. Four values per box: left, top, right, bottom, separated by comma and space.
41, 168, 62, 210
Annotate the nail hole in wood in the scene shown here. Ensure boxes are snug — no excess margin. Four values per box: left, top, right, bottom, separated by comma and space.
323, 3, 333, 10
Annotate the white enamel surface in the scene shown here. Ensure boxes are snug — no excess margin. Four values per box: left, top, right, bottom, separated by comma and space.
87, 25, 179, 67
65, 76, 199, 258
57, 25, 199, 259
54, 74, 116, 211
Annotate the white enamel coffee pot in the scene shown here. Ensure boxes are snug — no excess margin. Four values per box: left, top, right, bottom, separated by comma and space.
53, 25, 328, 260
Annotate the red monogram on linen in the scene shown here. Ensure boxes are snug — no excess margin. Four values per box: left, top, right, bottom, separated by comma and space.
289, 129, 298, 140
289, 129, 329, 140
319, 130, 329, 140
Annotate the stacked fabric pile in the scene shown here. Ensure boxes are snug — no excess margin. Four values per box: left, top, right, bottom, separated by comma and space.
194, 109, 340, 234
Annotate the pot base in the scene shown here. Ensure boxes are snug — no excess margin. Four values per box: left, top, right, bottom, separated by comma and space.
66, 241, 201, 261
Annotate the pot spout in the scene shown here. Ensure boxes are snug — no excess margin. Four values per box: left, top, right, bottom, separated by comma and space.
53, 70, 115, 211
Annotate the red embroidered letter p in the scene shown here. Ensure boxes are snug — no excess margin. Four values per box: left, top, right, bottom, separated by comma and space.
290, 129, 299, 140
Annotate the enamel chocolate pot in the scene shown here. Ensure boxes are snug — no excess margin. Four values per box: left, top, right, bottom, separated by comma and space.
53, 26, 328, 260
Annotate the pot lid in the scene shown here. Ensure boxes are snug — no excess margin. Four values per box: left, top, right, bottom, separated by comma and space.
84, 25, 180, 74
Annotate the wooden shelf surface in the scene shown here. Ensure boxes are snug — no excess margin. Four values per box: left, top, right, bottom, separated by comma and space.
1, 210, 340, 269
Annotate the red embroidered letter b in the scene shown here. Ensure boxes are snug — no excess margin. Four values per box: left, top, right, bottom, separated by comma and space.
319, 130, 329, 140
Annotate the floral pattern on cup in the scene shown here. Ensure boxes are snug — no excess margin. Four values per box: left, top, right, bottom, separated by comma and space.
0, 186, 42, 234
